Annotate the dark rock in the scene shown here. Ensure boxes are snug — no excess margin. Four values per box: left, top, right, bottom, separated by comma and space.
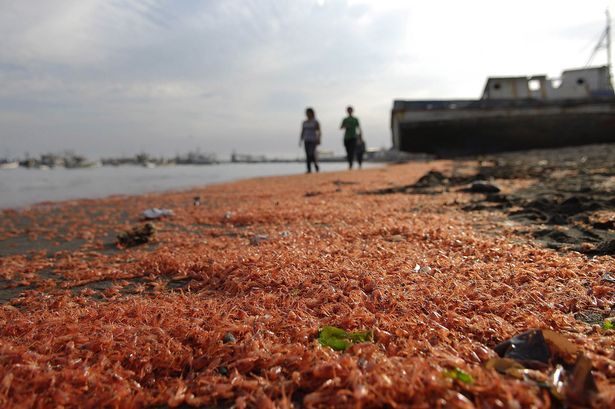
526, 197, 556, 211
557, 196, 600, 215
509, 209, 548, 222
574, 310, 608, 325
547, 214, 568, 225
533, 228, 578, 244
116, 223, 156, 247
484, 194, 510, 203
589, 239, 615, 256
493, 329, 549, 367
413, 170, 447, 188
469, 180, 501, 193
592, 220, 615, 230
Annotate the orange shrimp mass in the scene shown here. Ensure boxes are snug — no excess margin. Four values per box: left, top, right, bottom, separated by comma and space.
1, 158, 614, 408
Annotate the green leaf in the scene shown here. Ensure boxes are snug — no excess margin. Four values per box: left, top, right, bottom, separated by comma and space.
348, 330, 372, 343
602, 319, 614, 330
444, 368, 474, 384
318, 326, 373, 351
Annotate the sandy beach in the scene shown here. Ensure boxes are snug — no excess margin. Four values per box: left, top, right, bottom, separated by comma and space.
1, 145, 614, 408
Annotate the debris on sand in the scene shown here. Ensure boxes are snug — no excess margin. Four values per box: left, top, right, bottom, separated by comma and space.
443, 367, 474, 384
364, 169, 455, 194
304, 191, 321, 197
490, 329, 599, 406
459, 145, 615, 253
116, 222, 156, 247
583, 239, 615, 256
142, 208, 174, 220
601, 272, 615, 284
318, 326, 373, 351
574, 309, 610, 325
249, 234, 269, 246
467, 180, 501, 193
414, 170, 448, 187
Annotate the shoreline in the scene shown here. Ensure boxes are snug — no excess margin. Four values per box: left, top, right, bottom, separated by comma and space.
0, 145, 613, 407
0, 161, 383, 210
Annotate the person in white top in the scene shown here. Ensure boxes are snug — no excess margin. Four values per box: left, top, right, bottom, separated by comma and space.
299, 107, 321, 173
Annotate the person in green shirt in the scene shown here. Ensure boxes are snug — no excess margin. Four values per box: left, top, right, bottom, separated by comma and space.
340, 106, 362, 169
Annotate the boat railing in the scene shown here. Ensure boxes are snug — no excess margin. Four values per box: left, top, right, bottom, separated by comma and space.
393, 96, 615, 111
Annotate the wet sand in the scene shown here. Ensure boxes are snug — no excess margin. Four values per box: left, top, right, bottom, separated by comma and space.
0, 145, 613, 407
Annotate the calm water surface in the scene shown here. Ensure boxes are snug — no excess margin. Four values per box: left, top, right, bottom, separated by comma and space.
0, 162, 379, 209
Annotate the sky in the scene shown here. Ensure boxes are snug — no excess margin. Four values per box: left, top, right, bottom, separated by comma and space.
1, 0, 614, 159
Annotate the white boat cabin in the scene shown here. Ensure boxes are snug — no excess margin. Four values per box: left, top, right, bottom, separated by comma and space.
482, 66, 614, 100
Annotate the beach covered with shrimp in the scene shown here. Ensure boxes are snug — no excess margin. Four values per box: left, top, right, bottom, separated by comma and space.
1, 146, 614, 408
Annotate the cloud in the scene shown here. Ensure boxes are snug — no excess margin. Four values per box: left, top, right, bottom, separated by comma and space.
0, 0, 613, 157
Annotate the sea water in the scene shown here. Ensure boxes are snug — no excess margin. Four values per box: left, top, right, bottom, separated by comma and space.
0, 162, 380, 209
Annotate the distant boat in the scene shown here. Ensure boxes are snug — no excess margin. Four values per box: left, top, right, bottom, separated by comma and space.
391, 13, 615, 156
82, 160, 102, 168
0, 161, 19, 169
231, 152, 267, 163
176, 151, 217, 165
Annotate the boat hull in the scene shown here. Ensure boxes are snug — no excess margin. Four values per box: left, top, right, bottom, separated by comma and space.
392, 99, 615, 156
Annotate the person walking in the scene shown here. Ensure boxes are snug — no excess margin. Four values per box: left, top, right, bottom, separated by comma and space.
340, 106, 361, 169
355, 135, 365, 169
299, 107, 320, 173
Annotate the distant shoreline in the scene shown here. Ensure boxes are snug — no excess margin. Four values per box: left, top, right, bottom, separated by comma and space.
0, 161, 384, 210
